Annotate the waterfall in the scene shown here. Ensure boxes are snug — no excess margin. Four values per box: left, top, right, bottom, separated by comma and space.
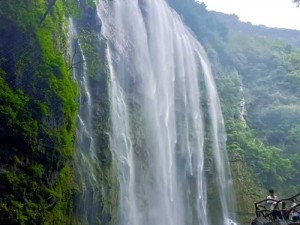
71, 0, 235, 224
69, 19, 103, 225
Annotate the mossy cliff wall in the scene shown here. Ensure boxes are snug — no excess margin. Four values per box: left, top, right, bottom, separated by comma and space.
0, 1, 78, 224
0, 1, 118, 224
230, 151, 265, 225
71, 1, 118, 224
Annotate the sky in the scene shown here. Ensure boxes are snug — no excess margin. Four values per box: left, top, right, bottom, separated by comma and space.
199, 0, 300, 30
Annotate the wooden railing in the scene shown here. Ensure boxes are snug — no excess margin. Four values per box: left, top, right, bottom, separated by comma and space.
254, 193, 300, 220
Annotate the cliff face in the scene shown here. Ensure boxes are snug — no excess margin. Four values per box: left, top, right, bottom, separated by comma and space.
0, 1, 78, 224
230, 152, 265, 225
70, 1, 118, 224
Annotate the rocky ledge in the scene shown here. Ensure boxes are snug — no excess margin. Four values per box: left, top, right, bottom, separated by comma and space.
252, 217, 300, 225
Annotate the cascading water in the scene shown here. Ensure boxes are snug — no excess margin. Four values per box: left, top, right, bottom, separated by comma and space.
71, 0, 235, 224
69, 19, 103, 225
97, 0, 235, 224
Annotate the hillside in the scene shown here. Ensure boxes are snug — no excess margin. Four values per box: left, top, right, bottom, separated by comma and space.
213, 11, 300, 49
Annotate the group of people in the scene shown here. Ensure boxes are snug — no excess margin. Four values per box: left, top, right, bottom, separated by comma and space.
266, 189, 300, 222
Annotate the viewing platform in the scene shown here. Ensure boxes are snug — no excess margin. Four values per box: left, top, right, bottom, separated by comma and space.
252, 193, 300, 225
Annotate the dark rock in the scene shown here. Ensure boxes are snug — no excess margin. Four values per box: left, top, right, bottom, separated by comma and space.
251, 217, 300, 225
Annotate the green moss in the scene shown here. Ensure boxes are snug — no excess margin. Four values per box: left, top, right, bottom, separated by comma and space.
43, 164, 75, 225
27, 163, 44, 178
62, 0, 81, 18
85, 0, 96, 8
78, 30, 102, 77
0, 0, 79, 224
230, 154, 265, 225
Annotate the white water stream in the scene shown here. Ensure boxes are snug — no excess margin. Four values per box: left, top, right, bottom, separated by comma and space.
71, 0, 235, 224
97, 0, 234, 224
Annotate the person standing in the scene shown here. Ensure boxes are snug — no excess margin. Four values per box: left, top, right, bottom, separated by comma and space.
290, 198, 299, 222
266, 189, 283, 220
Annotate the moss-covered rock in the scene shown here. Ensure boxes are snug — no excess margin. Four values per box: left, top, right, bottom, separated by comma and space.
0, 1, 78, 224
230, 150, 265, 225
70, 1, 118, 224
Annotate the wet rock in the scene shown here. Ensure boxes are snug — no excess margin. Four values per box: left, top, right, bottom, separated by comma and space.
251, 217, 300, 225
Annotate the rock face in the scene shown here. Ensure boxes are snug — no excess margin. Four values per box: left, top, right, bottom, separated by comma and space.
251, 217, 273, 225
251, 217, 300, 225
230, 151, 265, 225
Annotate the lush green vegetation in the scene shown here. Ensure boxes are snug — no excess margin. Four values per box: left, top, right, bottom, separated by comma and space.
224, 33, 300, 194
0, 1, 78, 224
0, 0, 118, 224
